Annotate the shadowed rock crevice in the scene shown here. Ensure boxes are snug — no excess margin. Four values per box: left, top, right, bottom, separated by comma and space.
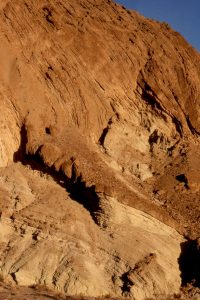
178, 239, 200, 288
13, 124, 101, 225
45, 127, 51, 135
98, 118, 113, 148
141, 84, 162, 112
172, 116, 183, 137
137, 77, 165, 116
13, 123, 28, 163
29, 155, 101, 224
120, 270, 134, 294
175, 174, 189, 189
185, 115, 200, 136
42, 7, 55, 27
10, 272, 18, 285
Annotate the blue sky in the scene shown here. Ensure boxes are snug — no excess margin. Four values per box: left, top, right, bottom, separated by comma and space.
116, 0, 200, 51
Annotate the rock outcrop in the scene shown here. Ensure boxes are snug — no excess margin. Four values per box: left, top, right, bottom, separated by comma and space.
0, 0, 200, 299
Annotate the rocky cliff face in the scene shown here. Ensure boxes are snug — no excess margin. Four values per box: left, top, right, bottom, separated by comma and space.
0, 0, 200, 299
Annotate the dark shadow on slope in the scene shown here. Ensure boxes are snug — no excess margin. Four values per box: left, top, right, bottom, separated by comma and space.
172, 116, 183, 137
186, 115, 200, 136
28, 154, 100, 223
178, 239, 200, 287
13, 123, 28, 163
120, 271, 134, 294
176, 174, 189, 189
13, 125, 101, 224
98, 118, 112, 148
25, 153, 101, 224
69, 178, 101, 223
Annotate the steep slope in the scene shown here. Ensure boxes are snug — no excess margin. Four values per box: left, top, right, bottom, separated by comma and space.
0, 0, 200, 299
0, 163, 184, 299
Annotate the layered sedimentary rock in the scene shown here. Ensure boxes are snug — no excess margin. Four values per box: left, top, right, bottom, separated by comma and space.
0, 0, 200, 299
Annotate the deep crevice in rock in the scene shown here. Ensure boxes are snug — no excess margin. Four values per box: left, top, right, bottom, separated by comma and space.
120, 270, 134, 295
42, 7, 55, 26
13, 123, 28, 163
45, 127, 51, 135
185, 115, 200, 136
141, 85, 162, 112
176, 174, 189, 189
172, 116, 183, 137
178, 239, 200, 288
137, 80, 164, 115
10, 272, 18, 285
98, 118, 112, 148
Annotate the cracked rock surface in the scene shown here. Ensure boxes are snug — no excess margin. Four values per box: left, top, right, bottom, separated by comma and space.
0, 0, 200, 299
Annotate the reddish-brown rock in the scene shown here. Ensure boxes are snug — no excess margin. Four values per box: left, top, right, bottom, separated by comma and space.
0, 0, 200, 299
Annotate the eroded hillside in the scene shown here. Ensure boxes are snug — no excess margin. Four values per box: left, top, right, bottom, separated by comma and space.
0, 0, 200, 299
